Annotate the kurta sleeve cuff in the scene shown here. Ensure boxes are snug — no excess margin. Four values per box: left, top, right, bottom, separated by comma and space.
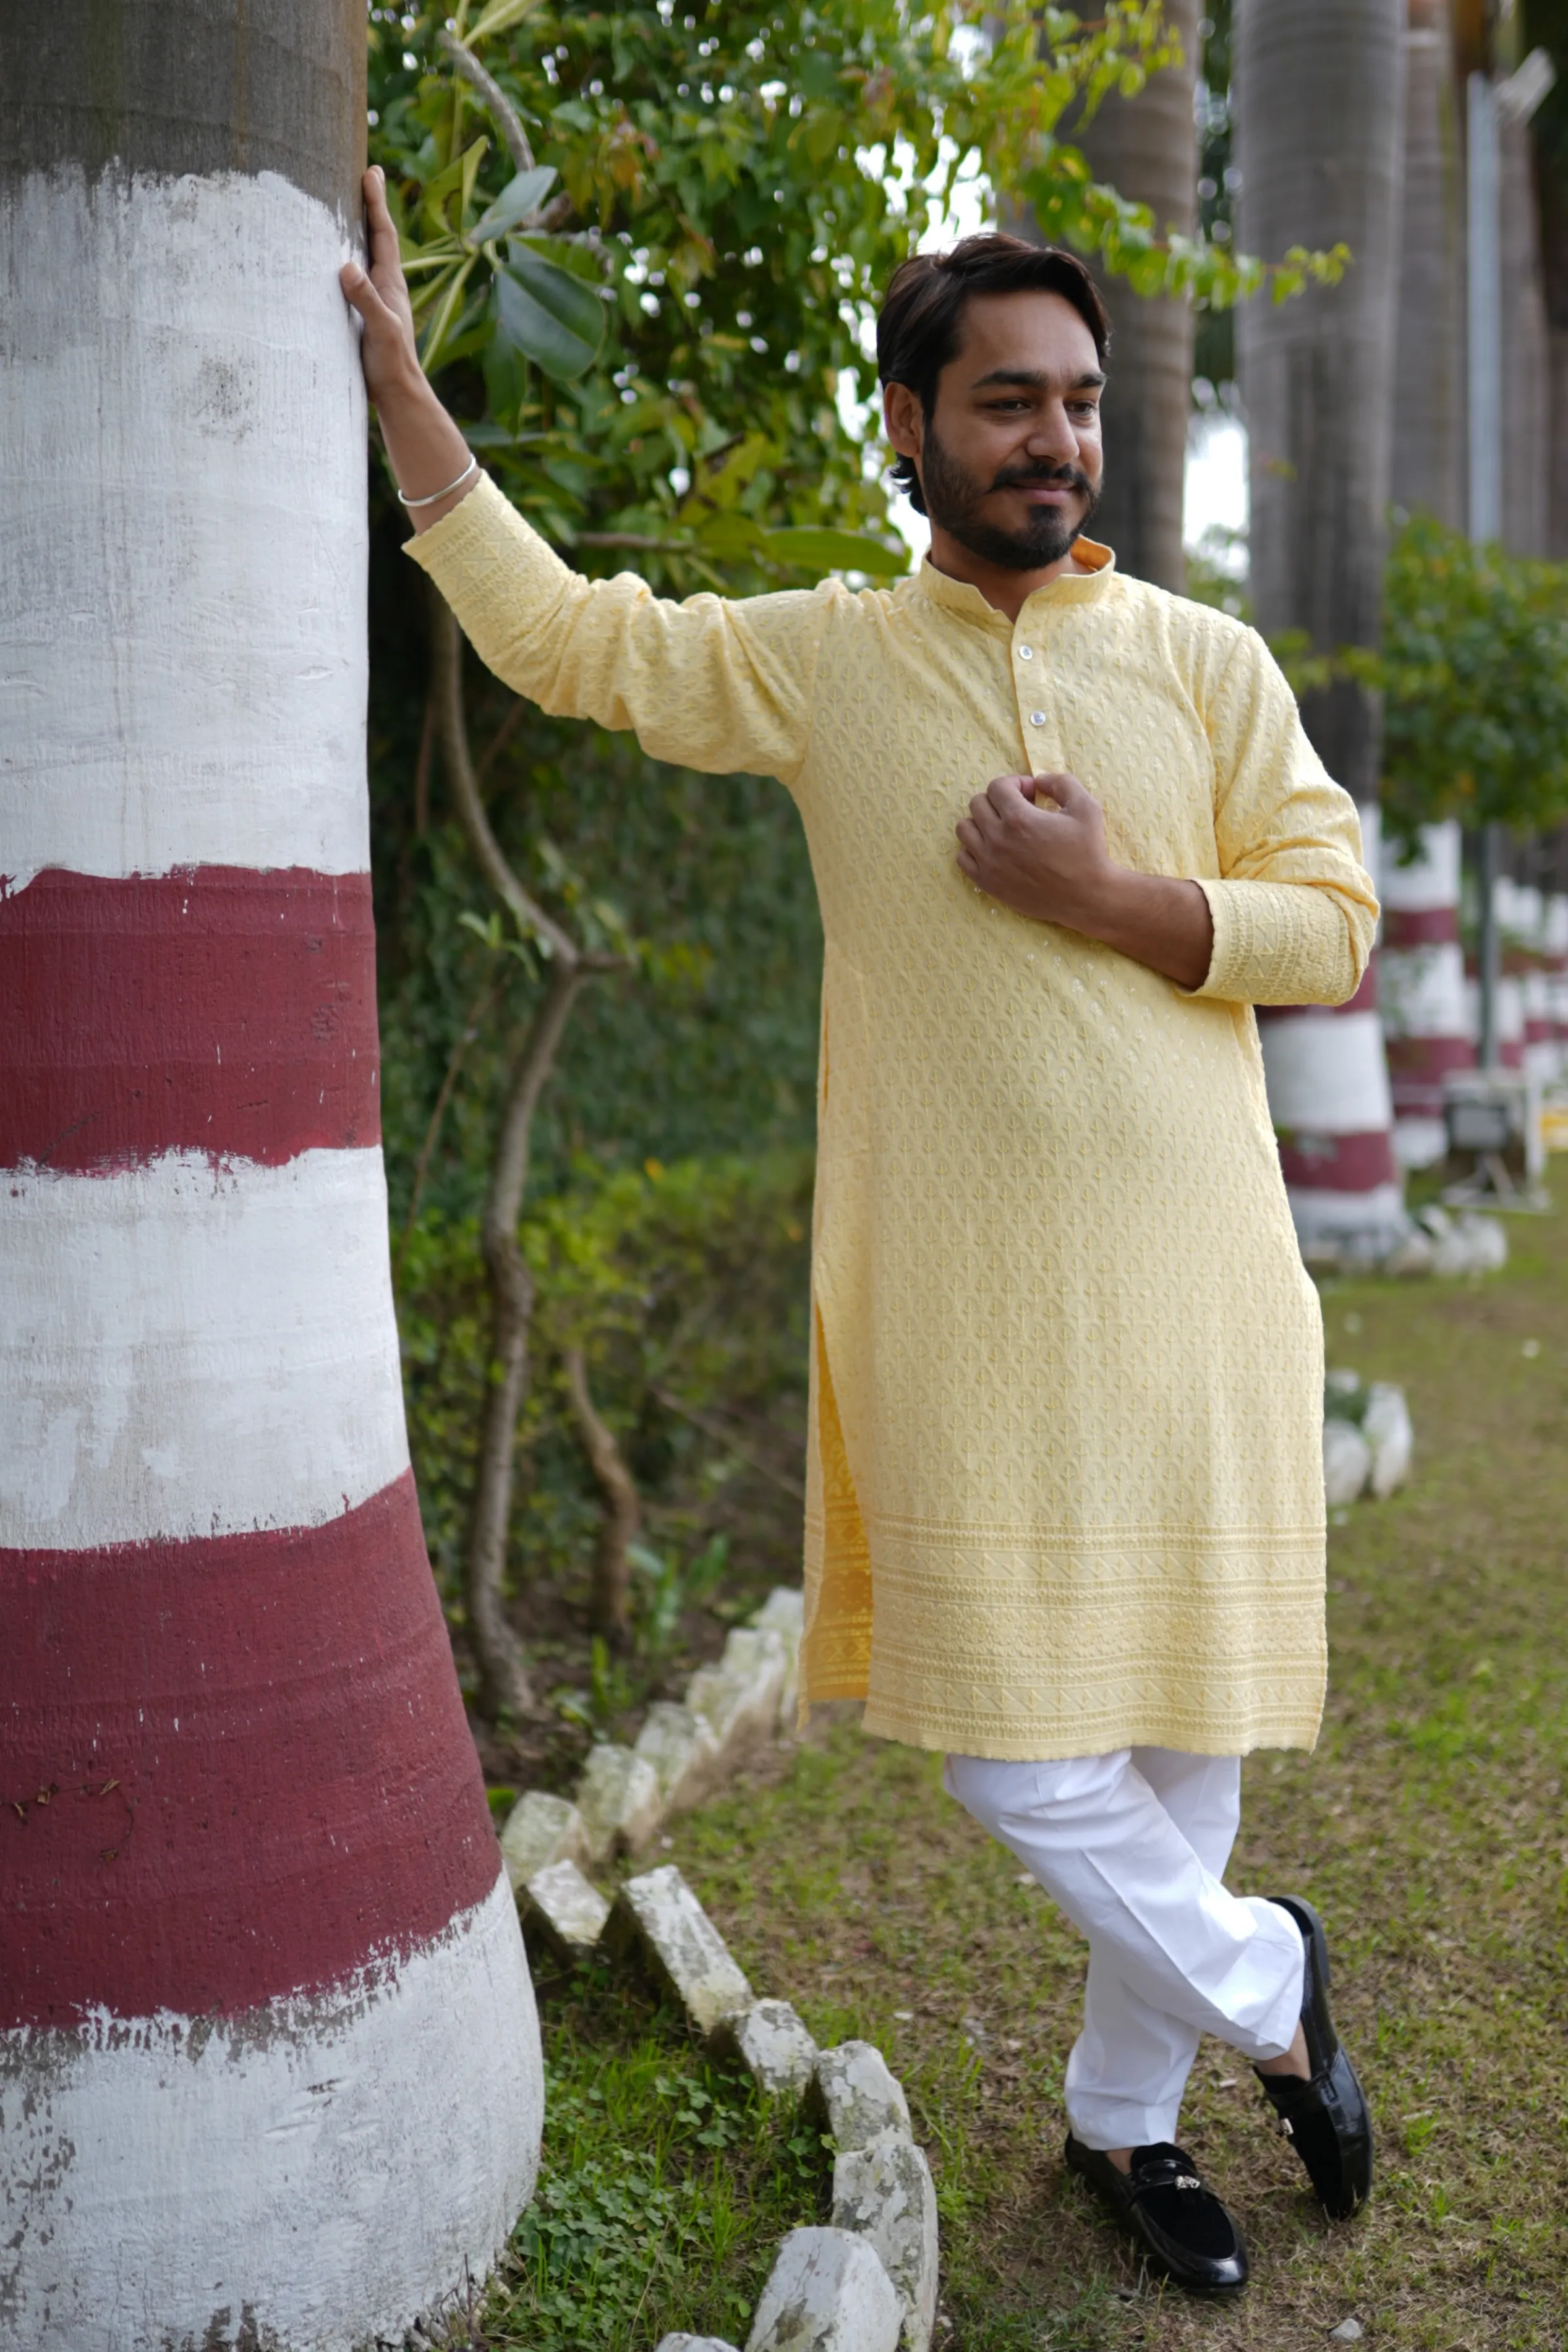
1189, 875, 1371, 1007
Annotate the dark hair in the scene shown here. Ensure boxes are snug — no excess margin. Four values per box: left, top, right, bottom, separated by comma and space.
875, 233, 1111, 515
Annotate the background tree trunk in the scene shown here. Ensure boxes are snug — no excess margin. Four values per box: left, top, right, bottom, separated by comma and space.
563, 1345, 643, 1640
1500, 109, 1553, 555
1393, 0, 1465, 530
1235, 0, 1407, 1252
1035, 0, 1201, 589
0, 5, 543, 2343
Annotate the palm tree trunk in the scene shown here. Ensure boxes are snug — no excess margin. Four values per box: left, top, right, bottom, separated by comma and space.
1235, 0, 1407, 1256
1380, 0, 1473, 1168
1032, 0, 1201, 590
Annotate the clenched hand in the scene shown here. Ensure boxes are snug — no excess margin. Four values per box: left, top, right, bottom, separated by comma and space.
955, 770, 1215, 992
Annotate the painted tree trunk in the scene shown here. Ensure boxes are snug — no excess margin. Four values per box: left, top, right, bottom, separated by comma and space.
1380, 3, 1474, 1166
1058, 0, 1201, 590
1234, 0, 1406, 1251
1379, 823, 1472, 1166
0, 6, 543, 2345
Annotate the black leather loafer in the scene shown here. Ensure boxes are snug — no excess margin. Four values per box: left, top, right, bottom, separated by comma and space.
1254, 1894, 1374, 2219
1065, 2134, 1249, 2296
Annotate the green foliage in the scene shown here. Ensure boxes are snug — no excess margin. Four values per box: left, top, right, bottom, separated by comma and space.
397, 1151, 813, 1658
474, 1995, 830, 2351
1378, 515, 1568, 847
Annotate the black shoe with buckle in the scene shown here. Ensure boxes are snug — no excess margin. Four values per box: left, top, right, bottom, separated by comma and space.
1064, 2134, 1249, 2296
1254, 1894, 1373, 2219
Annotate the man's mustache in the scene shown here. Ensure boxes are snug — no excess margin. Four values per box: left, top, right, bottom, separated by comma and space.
988, 463, 1093, 496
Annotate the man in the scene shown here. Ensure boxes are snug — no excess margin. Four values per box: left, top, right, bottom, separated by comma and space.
344, 178, 1375, 2296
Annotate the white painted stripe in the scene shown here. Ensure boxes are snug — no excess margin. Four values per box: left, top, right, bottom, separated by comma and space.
1380, 940, 1469, 1039
1287, 1180, 1406, 1241
0, 1149, 408, 1548
1394, 1117, 1449, 1171
1380, 820, 1461, 911
0, 169, 368, 887
1259, 1008, 1395, 1134
0, 1870, 542, 2352
1546, 898, 1568, 956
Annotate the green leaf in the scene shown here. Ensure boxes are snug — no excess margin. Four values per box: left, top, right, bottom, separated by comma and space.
470, 165, 559, 243
495, 242, 607, 380
464, 0, 543, 44
762, 526, 907, 576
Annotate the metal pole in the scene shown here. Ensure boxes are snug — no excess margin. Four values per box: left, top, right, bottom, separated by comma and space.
1467, 69, 1502, 1069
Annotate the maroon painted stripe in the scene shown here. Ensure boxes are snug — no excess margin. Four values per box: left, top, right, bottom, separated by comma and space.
1278, 1128, 1399, 1192
1383, 906, 1460, 949
1386, 1033, 1475, 1116
0, 1473, 498, 2027
0, 868, 380, 1173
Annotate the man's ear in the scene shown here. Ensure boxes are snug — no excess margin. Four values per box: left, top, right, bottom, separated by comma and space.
883, 380, 923, 466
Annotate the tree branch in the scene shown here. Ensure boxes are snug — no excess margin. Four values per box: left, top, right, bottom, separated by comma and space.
562, 1346, 643, 1640
438, 27, 536, 176
651, 1386, 806, 1503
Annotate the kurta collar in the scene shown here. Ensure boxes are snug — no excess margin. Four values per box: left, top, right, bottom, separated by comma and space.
913, 536, 1119, 632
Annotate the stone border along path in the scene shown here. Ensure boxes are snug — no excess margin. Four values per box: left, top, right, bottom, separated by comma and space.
499, 1586, 805, 1886
498, 1589, 938, 2352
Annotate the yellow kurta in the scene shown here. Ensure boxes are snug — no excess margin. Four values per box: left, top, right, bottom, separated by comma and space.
409, 475, 1377, 1761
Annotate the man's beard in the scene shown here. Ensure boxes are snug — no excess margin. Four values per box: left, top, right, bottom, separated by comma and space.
919, 423, 1100, 572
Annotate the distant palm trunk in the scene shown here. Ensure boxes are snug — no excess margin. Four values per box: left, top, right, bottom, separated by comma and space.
1235, 0, 1407, 1254
1499, 110, 1552, 557
1381, 0, 1473, 1169
1037, 0, 1201, 590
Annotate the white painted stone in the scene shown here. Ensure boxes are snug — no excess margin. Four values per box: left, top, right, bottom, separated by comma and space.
523, 1859, 611, 1960
611, 1865, 753, 2038
745, 2227, 902, 2352
686, 1626, 788, 1766
655, 2338, 741, 2352
635, 1699, 724, 1812
0, 1150, 407, 1548
0, 1871, 542, 2352
1362, 1383, 1413, 1497
1322, 1417, 1373, 1507
1327, 2322, 1365, 2344
576, 1742, 664, 1862
751, 1587, 806, 1731
0, 169, 368, 889
499, 1791, 588, 1893
713, 1998, 819, 2095
832, 2132, 939, 2352
809, 2042, 913, 2152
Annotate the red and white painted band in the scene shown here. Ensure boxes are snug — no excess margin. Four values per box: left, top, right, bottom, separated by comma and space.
0, 169, 368, 890
2, 1473, 497, 2025
0, 868, 380, 1173
1257, 1007, 1395, 1137
1, 1872, 542, 2352
2, 1149, 408, 1548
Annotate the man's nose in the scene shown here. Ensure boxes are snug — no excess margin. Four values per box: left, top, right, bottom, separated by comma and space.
1022, 402, 1080, 461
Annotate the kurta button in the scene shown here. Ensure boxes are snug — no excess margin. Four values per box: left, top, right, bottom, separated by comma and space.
1029, 710, 1047, 727
1018, 644, 1034, 659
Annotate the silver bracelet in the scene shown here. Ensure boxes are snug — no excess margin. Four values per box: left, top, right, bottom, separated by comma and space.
397, 453, 479, 509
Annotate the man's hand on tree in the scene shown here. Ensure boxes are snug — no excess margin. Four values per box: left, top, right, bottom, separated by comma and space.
955, 770, 1215, 992
340, 168, 478, 531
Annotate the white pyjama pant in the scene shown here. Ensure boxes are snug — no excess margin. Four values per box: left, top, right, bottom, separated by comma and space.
944, 1747, 1306, 2151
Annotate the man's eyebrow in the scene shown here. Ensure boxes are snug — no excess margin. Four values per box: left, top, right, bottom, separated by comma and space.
968, 366, 1107, 392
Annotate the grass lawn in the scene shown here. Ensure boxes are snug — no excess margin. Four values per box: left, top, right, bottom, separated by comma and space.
489, 1189, 1568, 2351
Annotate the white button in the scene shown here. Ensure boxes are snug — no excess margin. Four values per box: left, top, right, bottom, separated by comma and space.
1029, 710, 1047, 727
1017, 643, 1034, 660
